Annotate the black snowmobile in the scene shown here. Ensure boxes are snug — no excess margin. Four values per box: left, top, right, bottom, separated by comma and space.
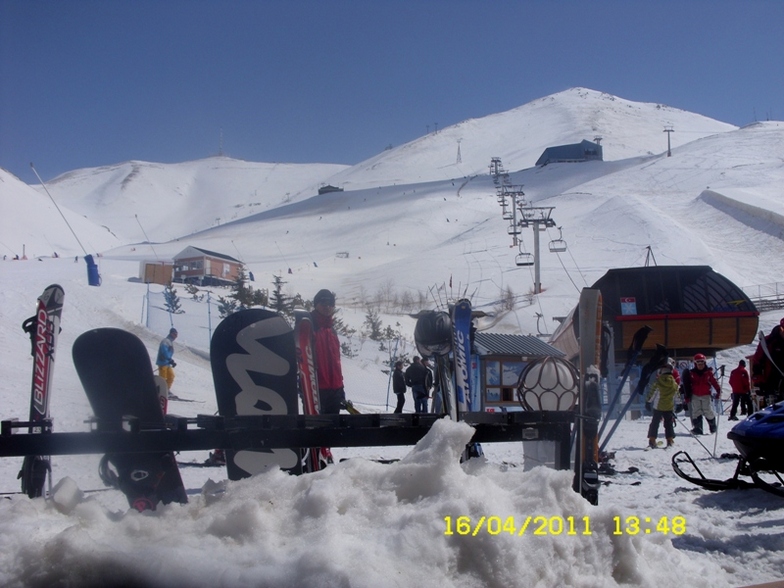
672, 401, 784, 497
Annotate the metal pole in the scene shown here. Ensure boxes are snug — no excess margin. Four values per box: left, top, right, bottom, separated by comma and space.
533, 220, 541, 294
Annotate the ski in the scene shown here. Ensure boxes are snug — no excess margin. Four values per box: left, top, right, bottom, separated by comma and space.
573, 288, 602, 505
210, 309, 302, 479
452, 299, 473, 414
166, 395, 204, 404
293, 308, 331, 472
452, 299, 483, 459
19, 284, 64, 499
73, 328, 187, 511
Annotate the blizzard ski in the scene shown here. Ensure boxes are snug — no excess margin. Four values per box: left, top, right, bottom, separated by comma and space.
452, 299, 483, 459
293, 308, 332, 472
573, 288, 602, 505
19, 284, 64, 499
210, 309, 302, 479
73, 328, 187, 511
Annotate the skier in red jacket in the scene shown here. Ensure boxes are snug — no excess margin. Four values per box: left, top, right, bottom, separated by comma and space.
312, 289, 345, 414
682, 353, 721, 435
728, 359, 752, 420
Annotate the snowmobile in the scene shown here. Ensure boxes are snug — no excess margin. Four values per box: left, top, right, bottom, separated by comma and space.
672, 401, 784, 497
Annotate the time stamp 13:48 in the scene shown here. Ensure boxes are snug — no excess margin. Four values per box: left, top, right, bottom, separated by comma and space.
443, 515, 687, 537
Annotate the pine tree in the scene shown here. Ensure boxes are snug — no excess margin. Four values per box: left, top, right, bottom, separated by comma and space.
270, 275, 289, 314
363, 306, 383, 341
163, 285, 183, 314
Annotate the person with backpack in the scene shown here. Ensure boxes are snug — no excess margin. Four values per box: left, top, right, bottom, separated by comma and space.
645, 363, 679, 448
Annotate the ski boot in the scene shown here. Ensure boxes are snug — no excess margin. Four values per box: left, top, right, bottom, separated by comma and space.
666, 438, 675, 448
648, 437, 658, 449
708, 418, 717, 434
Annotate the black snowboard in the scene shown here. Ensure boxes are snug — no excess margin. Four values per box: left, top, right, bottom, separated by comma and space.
72, 328, 187, 511
210, 309, 302, 479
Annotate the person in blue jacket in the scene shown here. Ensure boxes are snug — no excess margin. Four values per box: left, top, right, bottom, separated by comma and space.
156, 328, 178, 393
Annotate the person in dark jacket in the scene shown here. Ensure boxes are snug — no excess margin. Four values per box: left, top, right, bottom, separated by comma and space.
392, 360, 406, 413
752, 318, 784, 402
312, 289, 345, 414
682, 353, 721, 434
728, 359, 752, 420
405, 356, 429, 413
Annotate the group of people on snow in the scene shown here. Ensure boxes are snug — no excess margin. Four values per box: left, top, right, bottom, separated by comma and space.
645, 317, 784, 448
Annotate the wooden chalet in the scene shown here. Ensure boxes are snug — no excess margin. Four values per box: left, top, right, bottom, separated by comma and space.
173, 246, 242, 286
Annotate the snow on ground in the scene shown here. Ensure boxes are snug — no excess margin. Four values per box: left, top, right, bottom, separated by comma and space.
0, 258, 783, 588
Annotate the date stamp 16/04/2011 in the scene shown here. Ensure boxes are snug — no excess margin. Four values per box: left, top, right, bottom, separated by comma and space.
443, 515, 687, 537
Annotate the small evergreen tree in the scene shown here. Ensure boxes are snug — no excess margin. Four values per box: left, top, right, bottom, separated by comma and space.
163, 285, 184, 314
217, 295, 239, 318
363, 306, 384, 341
270, 275, 289, 314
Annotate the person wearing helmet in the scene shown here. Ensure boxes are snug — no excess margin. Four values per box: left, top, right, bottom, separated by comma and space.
682, 353, 721, 435
312, 289, 346, 414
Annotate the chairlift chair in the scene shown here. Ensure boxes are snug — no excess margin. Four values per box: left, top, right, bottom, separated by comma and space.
548, 228, 567, 253
507, 224, 521, 235
515, 252, 534, 267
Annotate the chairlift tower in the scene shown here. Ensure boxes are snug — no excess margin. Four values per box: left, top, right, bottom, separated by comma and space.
664, 126, 674, 157
515, 206, 557, 295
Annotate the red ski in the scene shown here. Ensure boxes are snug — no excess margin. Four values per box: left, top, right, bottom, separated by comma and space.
294, 309, 332, 472
19, 284, 64, 498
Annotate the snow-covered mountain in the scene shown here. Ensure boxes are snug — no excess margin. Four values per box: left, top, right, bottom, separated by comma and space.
3, 87, 783, 337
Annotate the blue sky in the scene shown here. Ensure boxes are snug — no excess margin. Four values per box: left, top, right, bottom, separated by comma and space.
1, 0, 782, 182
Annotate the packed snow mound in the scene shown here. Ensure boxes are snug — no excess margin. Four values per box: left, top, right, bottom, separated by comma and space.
0, 419, 714, 588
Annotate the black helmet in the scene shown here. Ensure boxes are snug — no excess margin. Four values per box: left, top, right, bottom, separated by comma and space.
414, 311, 452, 357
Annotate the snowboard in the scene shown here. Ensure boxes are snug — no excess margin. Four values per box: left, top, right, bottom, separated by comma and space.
73, 328, 187, 511
293, 308, 331, 472
210, 309, 301, 479
19, 284, 64, 498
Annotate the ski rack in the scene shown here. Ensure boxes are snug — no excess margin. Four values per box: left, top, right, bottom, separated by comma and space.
0, 412, 574, 469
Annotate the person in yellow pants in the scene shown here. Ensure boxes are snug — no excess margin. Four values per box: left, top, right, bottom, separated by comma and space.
156, 328, 178, 394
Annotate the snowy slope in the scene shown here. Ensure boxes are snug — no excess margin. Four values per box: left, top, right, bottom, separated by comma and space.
39, 157, 349, 243
0, 168, 120, 260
